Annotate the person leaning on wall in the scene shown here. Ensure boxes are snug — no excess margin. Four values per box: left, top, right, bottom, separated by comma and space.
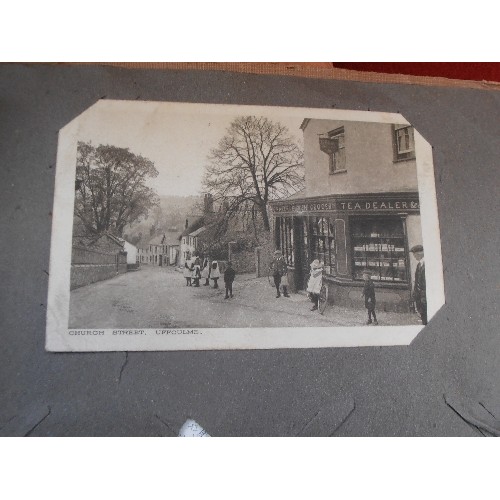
410, 244, 427, 325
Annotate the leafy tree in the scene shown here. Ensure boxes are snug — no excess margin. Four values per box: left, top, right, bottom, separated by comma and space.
75, 142, 159, 236
203, 116, 304, 231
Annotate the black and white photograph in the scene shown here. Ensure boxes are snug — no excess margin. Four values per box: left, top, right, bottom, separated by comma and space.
2, 57, 499, 450
46, 101, 444, 351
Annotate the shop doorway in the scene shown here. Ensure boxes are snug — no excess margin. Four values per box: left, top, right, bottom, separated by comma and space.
292, 216, 339, 291
293, 218, 310, 291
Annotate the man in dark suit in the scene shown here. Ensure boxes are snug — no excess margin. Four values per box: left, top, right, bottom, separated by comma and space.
270, 250, 290, 298
410, 245, 427, 325
224, 261, 236, 299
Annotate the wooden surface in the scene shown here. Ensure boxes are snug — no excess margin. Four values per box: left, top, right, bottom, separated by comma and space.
59, 62, 500, 91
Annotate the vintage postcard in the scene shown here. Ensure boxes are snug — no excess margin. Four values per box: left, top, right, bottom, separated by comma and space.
46, 101, 445, 351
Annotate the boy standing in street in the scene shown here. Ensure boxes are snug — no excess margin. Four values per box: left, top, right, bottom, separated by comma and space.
362, 270, 378, 325
224, 261, 236, 299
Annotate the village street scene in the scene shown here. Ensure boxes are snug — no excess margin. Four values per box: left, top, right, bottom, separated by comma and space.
69, 266, 420, 329
69, 103, 426, 330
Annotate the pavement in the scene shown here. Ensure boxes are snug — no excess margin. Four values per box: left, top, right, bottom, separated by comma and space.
69, 265, 421, 329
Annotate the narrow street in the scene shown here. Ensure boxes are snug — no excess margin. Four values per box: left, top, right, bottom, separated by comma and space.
69, 265, 420, 329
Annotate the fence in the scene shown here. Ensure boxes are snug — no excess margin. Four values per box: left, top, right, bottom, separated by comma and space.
71, 246, 127, 290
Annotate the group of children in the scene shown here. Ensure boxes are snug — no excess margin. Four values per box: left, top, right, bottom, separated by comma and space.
183, 257, 236, 300
181, 244, 427, 326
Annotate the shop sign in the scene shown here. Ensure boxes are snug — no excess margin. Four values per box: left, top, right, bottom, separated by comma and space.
273, 197, 419, 214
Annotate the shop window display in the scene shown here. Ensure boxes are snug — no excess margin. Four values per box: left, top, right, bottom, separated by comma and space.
278, 216, 294, 266
351, 217, 409, 283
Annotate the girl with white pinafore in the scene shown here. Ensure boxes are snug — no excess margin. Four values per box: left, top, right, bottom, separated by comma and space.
201, 257, 211, 286
192, 257, 201, 287
210, 260, 221, 289
306, 259, 324, 311
183, 260, 192, 286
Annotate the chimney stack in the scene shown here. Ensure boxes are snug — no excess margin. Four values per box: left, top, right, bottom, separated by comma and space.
204, 193, 214, 214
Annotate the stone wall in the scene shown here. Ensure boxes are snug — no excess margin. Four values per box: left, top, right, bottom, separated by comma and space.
229, 250, 255, 274
71, 264, 119, 290
70, 246, 127, 290
229, 239, 277, 277
255, 240, 275, 278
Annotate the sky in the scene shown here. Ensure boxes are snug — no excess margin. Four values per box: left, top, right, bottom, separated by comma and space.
71, 100, 305, 197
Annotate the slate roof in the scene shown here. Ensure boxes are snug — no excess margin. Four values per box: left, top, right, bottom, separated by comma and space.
162, 233, 180, 246
189, 226, 206, 237
73, 230, 124, 250
180, 216, 205, 238
147, 233, 181, 247
148, 235, 165, 245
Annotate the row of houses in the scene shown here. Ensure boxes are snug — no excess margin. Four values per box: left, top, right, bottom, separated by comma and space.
136, 224, 210, 268
71, 195, 218, 287
137, 231, 180, 266
137, 194, 217, 268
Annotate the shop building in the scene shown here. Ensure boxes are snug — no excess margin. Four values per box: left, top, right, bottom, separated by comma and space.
269, 118, 423, 312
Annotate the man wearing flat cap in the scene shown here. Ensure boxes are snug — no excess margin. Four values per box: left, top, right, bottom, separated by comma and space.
410, 244, 427, 325
270, 250, 290, 298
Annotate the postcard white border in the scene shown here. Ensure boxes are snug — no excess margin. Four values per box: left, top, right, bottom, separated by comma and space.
46, 101, 445, 351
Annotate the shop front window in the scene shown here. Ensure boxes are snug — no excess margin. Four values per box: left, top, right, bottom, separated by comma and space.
278, 216, 295, 266
310, 216, 336, 275
351, 217, 409, 283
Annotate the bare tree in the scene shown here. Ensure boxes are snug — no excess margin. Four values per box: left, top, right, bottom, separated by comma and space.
75, 142, 159, 236
202, 116, 304, 231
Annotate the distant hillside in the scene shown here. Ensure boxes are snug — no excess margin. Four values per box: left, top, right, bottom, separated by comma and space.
123, 195, 202, 245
